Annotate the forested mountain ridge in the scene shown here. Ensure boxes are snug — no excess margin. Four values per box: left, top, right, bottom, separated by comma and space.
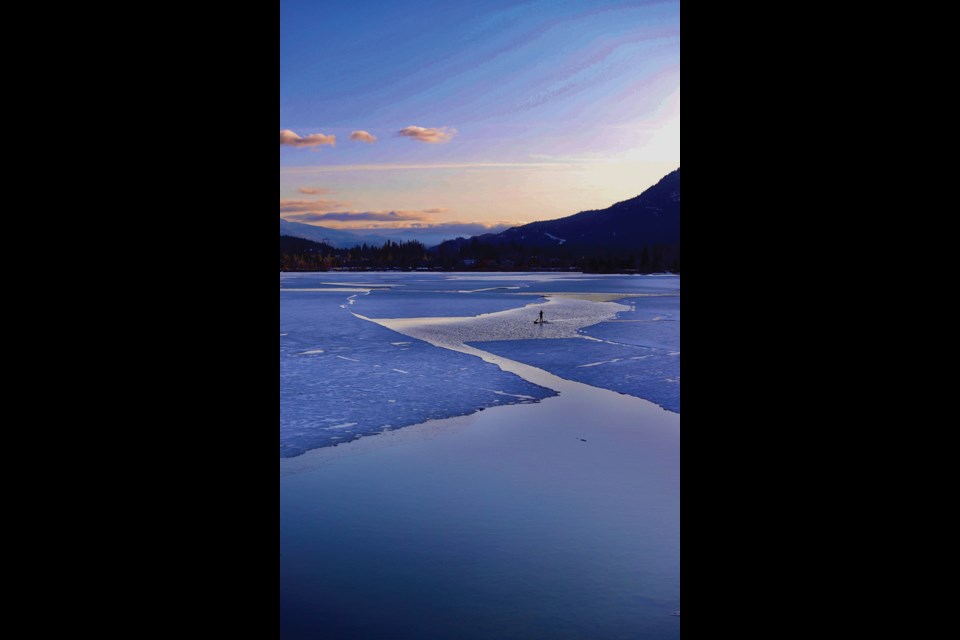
434, 168, 680, 272
280, 169, 680, 272
469, 168, 680, 250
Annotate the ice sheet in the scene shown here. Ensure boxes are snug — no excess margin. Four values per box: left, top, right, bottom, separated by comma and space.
280, 290, 556, 457
280, 273, 680, 456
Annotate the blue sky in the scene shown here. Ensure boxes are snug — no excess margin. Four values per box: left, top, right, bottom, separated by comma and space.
280, 0, 680, 236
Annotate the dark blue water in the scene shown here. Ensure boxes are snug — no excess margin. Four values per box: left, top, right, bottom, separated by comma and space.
280, 404, 681, 640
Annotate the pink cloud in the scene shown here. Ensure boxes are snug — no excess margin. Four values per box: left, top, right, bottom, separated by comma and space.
398, 126, 457, 144
280, 199, 349, 213
350, 131, 378, 144
280, 130, 336, 148
298, 187, 332, 195
284, 211, 430, 224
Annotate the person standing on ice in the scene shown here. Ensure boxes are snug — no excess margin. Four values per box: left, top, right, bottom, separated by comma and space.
539, 310, 544, 324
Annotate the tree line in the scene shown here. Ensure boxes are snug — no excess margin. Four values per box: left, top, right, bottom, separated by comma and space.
280, 236, 431, 271
280, 235, 680, 274
433, 236, 680, 273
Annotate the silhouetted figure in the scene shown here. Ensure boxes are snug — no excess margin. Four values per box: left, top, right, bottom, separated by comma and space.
539, 310, 544, 324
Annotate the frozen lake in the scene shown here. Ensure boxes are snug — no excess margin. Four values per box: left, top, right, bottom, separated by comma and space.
280, 272, 681, 639
280, 272, 679, 457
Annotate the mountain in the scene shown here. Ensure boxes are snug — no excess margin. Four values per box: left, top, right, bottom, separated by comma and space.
281, 168, 680, 272
280, 235, 335, 254
279, 219, 376, 248
469, 168, 679, 251
434, 168, 680, 272
279, 219, 506, 249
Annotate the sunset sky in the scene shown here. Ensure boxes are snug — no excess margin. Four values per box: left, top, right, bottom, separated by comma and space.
280, 0, 680, 237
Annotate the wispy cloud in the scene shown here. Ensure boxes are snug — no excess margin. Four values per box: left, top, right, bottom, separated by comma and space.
284, 211, 430, 224
398, 126, 457, 144
280, 199, 349, 214
280, 130, 336, 148
281, 207, 518, 234
298, 187, 332, 195
281, 162, 559, 175
350, 131, 378, 144
422, 208, 450, 214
